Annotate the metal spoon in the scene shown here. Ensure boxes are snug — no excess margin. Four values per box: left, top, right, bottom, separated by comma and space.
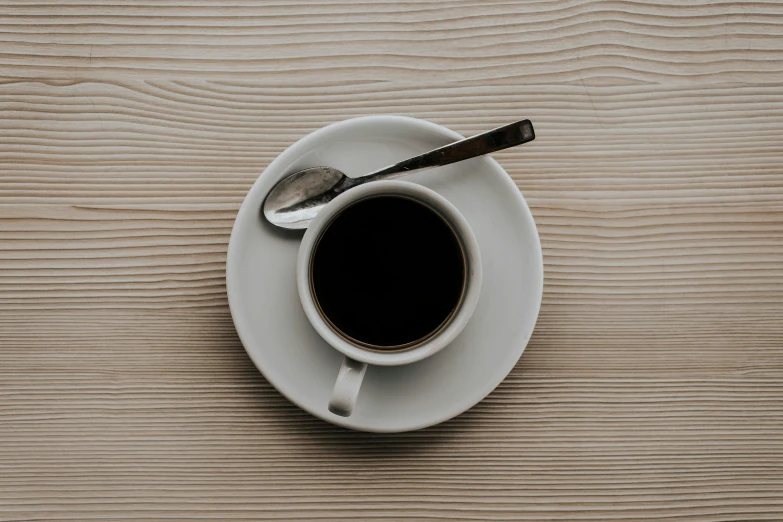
263, 119, 535, 229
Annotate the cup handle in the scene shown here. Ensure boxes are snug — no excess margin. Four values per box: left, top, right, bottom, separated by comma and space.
328, 357, 368, 417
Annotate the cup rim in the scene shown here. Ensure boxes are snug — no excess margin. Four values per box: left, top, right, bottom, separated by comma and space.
297, 180, 482, 367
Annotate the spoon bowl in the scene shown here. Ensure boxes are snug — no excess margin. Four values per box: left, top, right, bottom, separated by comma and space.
262, 166, 353, 228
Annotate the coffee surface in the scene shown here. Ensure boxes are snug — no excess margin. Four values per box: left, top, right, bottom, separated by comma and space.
312, 195, 465, 348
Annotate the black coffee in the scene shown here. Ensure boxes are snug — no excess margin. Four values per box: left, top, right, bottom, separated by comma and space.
312, 195, 465, 349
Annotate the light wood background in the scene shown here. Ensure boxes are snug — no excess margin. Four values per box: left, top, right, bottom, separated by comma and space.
1, 1, 782, 520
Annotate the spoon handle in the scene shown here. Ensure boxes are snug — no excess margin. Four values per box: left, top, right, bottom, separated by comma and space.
359, 119, 535, 183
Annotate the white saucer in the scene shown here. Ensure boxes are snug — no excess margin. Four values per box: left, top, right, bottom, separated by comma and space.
226, 116, 543, 432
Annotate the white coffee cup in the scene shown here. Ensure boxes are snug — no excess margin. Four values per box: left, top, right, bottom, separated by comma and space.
296, 180, 482, 417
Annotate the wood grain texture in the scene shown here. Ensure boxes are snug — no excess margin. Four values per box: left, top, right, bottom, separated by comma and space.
1, 1, 782, 520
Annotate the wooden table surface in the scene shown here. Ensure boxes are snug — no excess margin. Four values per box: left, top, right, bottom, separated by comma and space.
2, 1, 782, 520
